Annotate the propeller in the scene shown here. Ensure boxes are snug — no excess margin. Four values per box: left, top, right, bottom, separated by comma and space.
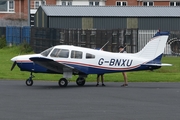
11, 61, 17, 71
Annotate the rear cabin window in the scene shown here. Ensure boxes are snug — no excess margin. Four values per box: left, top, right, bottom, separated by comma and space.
50, 48, 69, 58
71, 50, 82, 59
86, 53, 95, 59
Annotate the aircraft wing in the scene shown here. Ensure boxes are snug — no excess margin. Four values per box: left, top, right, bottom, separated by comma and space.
29, 57, 74, 73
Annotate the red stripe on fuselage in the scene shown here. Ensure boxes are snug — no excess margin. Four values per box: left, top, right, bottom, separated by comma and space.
16, 60, 141, 71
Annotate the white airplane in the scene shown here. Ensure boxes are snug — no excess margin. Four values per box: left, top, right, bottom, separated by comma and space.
11, 31, 171, 87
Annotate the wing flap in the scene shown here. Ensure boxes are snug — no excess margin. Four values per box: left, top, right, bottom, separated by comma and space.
30, 57, 74, 73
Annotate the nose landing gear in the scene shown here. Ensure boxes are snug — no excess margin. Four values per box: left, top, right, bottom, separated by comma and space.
26, 72, 34, 86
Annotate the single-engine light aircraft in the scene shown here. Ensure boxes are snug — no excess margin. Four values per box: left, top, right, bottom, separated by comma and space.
11, 31, 171, 87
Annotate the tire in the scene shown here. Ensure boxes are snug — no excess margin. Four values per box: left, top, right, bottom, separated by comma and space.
26, 78, 33, 86
76, 77, 85, 86
59, 78, 68, 87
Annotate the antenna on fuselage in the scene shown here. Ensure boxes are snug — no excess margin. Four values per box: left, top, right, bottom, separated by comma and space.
100, 41, 109, 50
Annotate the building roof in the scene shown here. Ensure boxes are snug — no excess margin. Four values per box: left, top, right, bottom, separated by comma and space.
40, 5, 180, 17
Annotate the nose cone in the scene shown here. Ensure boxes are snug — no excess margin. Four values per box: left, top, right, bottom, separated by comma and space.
11, 56, 18, 61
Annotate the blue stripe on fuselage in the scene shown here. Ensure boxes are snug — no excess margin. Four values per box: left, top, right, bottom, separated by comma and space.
17, 62, 56, 73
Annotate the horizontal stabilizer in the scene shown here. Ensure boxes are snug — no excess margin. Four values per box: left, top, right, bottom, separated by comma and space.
143, 63, 172, 67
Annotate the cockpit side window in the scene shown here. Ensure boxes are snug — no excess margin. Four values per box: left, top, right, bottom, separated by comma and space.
50, 48, 69, 58
71, 50, 82, 59
41, 47, 54, 57
86, 53, 95, 59
50, 48, 60, 57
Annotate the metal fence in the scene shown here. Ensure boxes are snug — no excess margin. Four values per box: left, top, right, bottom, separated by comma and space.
2, 26, 180, 56
31, 27, 180, 56
0, 27, 6, 37
6, 26, 30, 46
30, 27, 138, 53
138, 30, 180, 56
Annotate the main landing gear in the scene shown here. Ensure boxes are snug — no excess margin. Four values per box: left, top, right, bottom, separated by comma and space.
26, 72, 34, 86
58, 78, 68, 87
76, 77, 85, 86
58, 77, 86, 87
25, 72, 86, 87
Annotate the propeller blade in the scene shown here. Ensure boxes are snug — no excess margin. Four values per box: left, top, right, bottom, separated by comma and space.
11, 61, 17, 71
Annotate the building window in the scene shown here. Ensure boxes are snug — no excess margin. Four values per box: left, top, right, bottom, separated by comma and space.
35, 1, 39, 9
9, 1, 14, 11
143, 2, 154, 6
116, 1, 127, 6
95, 2, 99, 6
62, 1, 66, 5
170, 2, 180, 6
34, 0, 46, 9
62, 1, 72, 6
89, 1, 99, 6
67, 2, 72, 5
89, 2, 93, 6
0, 0, 14, 12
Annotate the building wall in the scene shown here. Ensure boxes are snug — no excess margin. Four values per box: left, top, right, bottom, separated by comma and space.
35, 7, 48, 28
93, 17, 126, 29
154, 1, 169, 6
106, 0, 171, 6
42, 17, 128, 30
22, 0, 28, 19
0, 0, 27, 19
82, 17, 93, 29
48, 17, 82, 29
106, 0, 116, 5
127, 18, 138, 29
106, 0, 139, 6
46, 0, 56, 5
0, 0, 29, 27
56, 0, 105, 6
138, 17, 180, 31
138, 1, 170, 6
128, 0, 138, 6
0, 0, 56, 20
30, 0, 56, 9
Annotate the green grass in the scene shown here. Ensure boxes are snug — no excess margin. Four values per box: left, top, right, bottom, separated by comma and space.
0, 46, 180, 82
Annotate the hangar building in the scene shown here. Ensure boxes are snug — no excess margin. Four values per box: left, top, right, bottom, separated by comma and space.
34, 5, 180, 31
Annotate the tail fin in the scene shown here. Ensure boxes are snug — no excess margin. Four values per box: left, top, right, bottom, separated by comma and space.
136, 31, 169, 60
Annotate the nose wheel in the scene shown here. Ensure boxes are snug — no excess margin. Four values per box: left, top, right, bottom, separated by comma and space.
26, 72, 34, 86
26, 78, 33, 86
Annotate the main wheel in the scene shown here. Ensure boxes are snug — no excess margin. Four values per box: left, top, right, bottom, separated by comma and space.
59, 78, 68, 87
26, 78, 33, 86
76, 77, 85, 86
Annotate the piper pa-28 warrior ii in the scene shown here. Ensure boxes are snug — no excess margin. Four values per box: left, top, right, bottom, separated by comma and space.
11, 31, 172, 87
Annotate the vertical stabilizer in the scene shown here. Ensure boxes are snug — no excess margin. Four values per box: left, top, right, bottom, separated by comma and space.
135, 32, 169, 60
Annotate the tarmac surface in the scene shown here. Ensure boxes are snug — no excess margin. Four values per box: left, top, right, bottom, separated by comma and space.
0, 80, 180, 120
